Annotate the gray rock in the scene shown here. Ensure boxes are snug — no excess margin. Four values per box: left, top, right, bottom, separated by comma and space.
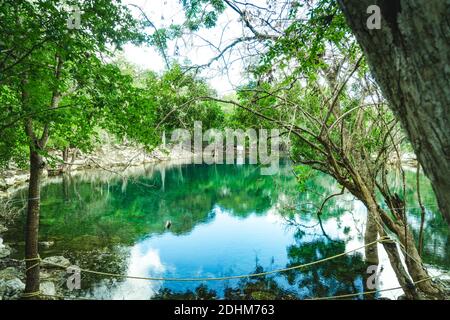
40, 270, 53, 280
39, 241, 55, 248
7, 278, 25, 292
42, 256, 71, 269
0, 225, 7, 234
0, 278, 25, 300
0, 267, 21, 280
40, 269, 65, 282
0, 245, 11, 259
40, 281, 56, 296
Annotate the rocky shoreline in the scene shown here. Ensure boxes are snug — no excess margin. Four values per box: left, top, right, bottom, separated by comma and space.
0, 255, 73, 300
0, 142, 195, 197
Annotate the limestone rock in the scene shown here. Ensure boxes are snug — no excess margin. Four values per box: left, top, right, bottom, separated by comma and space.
0, 278, 25, 300
40, 281, 56, 296
0, 225, 7, 234
40, 269, 66, 283
39, 241, 55, 248
0, 242, 11, 259
0, 267, 21, 280
42, 256, 71, 269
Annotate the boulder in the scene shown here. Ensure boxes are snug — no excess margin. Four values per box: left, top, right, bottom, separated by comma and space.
39, 241, 55, 248
40, 269, 66, 283
40, 270, 53, 280
0, 267, 21, 280
0, 278, 25, 300
42, 256, 71, 269
0, 225, 7, 234
0, 243, 11, 259
40, 281, 56, 296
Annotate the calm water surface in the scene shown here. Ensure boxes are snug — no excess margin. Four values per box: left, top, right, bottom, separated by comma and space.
5, 160, 449, 299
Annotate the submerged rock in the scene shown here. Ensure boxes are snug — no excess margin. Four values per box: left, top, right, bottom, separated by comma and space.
42, 256, 71, 269
250, 291, 277, 300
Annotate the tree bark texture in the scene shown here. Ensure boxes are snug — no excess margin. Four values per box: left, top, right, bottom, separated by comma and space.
24, 149, 43, 297
338, 0, 450, 224
364, 211, 379, 265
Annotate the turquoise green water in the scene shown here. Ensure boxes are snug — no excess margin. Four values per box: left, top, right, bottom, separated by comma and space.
4, 161, 449, 299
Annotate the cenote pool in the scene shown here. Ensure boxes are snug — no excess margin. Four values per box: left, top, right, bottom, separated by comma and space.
4, 160, 450, 299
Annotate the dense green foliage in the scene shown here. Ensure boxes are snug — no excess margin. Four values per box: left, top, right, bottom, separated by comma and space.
0, 1, 224, 168
0, 0, 142, 165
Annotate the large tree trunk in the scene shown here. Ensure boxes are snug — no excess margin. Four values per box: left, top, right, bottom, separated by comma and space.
24, 149, 43, 298
338, 0, 450, 224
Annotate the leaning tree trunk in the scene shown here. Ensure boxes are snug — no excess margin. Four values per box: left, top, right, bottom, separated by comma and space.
362, 189, 442, 297
24, 148, 43, 298
380, 237, 420, 300
364, 205, 420, 299
338, 0, 450, 224
363, 211, 379, 299
387, 215, 444, 297
364, 211, 379, 265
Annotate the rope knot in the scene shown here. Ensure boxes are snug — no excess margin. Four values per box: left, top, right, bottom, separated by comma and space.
24, 255, 41, 273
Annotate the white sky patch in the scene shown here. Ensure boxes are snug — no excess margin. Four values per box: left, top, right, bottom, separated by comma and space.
109, 246, 166, 300
90, 246, 166, 300
122, 0, 248, 95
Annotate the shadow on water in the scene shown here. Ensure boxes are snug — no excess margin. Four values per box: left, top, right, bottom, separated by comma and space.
4, 160, 449, 299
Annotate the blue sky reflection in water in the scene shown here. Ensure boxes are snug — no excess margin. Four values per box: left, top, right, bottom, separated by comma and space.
6, 160, 450, 300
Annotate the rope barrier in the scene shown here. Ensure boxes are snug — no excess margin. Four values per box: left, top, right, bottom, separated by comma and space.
30, 270, 450, 301
21, 291, 42, 298
31, 237, 391, 282
31, 270, 449, 301
24, 255, 41, 273
18, 236, 449, 300
308, 271, 450, 300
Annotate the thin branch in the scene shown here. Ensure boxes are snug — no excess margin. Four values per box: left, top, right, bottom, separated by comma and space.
127, 3, 170, 69
316, 186, 346, 217
417, 165, 426, 256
